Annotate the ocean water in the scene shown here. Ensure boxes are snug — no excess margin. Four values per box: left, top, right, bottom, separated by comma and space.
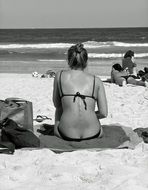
0, 28, 148, 75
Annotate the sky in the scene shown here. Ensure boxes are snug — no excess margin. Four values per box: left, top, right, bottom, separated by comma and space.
0, 0, 148, 28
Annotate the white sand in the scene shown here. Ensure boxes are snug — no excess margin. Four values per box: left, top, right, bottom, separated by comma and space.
0, 74, 148, 190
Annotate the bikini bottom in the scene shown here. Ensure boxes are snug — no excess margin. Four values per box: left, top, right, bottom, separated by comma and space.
122, 75, 139, 82
57, 126, 102, 142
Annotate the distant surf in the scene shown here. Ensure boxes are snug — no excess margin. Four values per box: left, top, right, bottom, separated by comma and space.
88, 53, 148, 58
0, 41, 148, 49
0, 41, 148, 59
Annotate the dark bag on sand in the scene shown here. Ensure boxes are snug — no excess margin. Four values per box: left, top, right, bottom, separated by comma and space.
0, 98, 33, 131
1, 119, 40, 149
0, 141, 15, 154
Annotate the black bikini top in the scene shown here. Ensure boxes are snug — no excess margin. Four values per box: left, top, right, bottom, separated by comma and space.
59, 70, 96, 110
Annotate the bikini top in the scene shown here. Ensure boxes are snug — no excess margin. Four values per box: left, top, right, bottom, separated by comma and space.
59, 70, 96, 110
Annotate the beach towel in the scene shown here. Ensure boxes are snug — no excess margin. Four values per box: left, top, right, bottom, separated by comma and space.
38, 124, 142, 153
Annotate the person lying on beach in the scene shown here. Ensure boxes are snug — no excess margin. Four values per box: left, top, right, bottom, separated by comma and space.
122, 50, 137, 76
52, 43, 108, 141
137, 67, 148, 82
111, 63, 148, 87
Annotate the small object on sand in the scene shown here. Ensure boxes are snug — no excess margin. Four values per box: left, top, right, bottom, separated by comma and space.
34, 115, 52, 123
32, 71, 39, 77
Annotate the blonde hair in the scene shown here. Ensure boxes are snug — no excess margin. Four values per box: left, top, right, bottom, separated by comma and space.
68, 43, 88, 69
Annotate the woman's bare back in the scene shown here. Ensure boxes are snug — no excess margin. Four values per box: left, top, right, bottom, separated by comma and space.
53, 70, 107, 139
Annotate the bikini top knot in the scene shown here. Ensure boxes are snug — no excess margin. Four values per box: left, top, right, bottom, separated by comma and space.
73, 92, 87, 110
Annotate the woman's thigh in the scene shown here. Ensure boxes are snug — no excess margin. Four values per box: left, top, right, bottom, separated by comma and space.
115, 77, 126, 86
127, 77, 145, 86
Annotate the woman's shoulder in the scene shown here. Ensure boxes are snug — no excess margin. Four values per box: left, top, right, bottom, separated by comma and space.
95, 75, 104, 86
56, 70, 101, 81
84, 72, 94, 77
84, 73, 102, 81
55, 69, 67, 78
83, 72, 100, 83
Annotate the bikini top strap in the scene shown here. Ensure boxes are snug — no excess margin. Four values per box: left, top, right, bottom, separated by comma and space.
92, 75, 96, 98
59, 70, 64, 97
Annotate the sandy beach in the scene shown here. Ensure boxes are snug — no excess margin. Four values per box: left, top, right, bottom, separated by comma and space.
0, 73, 148, 190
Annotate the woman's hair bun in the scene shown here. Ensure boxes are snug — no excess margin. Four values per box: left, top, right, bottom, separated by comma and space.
67, 43, 88, 69
75, 43, 84, 53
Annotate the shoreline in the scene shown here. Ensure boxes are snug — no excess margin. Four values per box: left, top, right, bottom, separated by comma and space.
0, 58, 147, 76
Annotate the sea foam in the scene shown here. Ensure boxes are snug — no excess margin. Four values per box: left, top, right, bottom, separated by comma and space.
88, 53, 148, 58
0, 41, 148, 49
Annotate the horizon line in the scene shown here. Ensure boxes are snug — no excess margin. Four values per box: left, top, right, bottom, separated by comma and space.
0, 26, 148, 30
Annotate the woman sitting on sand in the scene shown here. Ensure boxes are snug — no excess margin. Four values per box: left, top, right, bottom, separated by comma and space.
111, 63, 148, 87
122, 50, 137, 76
53, 43, 108, 141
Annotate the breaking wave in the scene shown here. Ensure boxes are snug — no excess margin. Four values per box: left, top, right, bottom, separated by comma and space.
0, 41, 148, 49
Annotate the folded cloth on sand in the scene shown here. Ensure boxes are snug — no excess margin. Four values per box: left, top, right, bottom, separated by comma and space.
1, 119, 40, 149
38, 124, 142, 152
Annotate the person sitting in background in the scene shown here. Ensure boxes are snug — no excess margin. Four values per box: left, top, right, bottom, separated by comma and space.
111, 63, 128, 86
53, 43, 108, 141
122, 50, 137, 76
111, 63, 148, 87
